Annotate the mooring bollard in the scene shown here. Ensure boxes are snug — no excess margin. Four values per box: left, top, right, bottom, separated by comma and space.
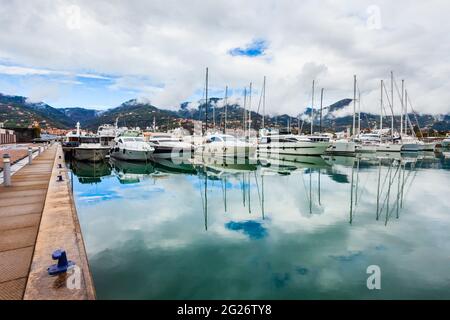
3, 154, 12, 186
28, 147, 33, 164
47, 249, 75, 276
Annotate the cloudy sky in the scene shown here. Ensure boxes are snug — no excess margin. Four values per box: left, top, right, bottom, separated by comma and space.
0, 0, 449, 115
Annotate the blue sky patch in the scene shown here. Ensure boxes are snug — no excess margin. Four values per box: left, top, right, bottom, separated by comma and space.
229, 39, 268, 57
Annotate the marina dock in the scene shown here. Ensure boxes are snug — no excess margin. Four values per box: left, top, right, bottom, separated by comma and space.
0, 143, 95, 300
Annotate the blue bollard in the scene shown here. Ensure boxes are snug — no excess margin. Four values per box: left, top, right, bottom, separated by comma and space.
47, 249, 75, 276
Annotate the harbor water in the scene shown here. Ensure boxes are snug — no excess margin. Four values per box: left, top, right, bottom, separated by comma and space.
70, 152, 450, 299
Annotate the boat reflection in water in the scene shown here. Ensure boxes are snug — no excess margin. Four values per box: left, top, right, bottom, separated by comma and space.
110, 158, 155, 184
70, 160, 112, 184
69, 150, 450, 299
152, 156, 197, 175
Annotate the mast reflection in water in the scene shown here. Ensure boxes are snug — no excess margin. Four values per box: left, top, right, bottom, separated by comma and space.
70, 152, 450, 299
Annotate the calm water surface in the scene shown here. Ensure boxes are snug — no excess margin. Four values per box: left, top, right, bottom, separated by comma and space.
70, 152, 450, 299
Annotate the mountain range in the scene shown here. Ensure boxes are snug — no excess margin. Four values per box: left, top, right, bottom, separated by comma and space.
1, 93, 449, 134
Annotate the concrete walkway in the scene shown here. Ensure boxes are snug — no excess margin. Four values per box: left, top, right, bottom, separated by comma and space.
0, 144, 56, 300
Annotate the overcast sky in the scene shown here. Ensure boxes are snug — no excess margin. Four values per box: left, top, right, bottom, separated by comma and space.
0, 0, 449, 115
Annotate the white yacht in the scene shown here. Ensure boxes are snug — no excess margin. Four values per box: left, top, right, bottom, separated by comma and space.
400, 135, 421, 152
148, 133, 194, 159
442, 136, 450, 148
198, 134, 256, 158
73, 136, 110, 162
418, 141, 436, 152
110, 130, 154, 161
257, 134, 330, 156
97, 124, 117, 147
327, 139, 357, 156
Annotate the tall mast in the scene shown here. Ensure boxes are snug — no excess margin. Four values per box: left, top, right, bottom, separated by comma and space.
204, 67, 209, 136
319, 88, 324, 133
400, 79, 404, 136
311, 80, 315, 134
224, 86, 228, 134
405, 90, 408, 135
352, 75, 356, 137
248, 82, 252, 139
358, 91, 361, 136
243, 87, 247, 136
380, 80, 383, 131
391, 71, 394, 140
262, 76, 266, 129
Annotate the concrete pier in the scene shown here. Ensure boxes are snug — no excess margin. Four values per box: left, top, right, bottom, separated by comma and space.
0, 144, 95, 300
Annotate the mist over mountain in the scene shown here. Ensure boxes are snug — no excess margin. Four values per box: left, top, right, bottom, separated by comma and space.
1, 93, 449, 133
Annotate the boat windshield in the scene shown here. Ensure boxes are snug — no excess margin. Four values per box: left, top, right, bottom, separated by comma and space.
122, 137, 144, 142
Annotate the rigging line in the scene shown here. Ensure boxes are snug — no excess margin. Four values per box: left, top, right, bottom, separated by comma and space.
256, 80, 264, 114
381, 81, 395, 118
406, 94, 424, 138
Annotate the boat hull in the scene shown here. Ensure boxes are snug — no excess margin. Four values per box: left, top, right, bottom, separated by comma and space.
418, 142, 436, 152
326, 141, 356, 155
401, 143, 421, 152
199, 145, 256, 158
73, 148, 110, 162
151, 145, 194, 159
376, 143, 403, 152
356, 144, 378, 153
257, 142, 330, 156
110, 149, 154, 161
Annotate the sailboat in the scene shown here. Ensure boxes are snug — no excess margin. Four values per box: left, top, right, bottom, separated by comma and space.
258, 79, 331, 157
328, 77, 358, 155
198, 69, 256, 159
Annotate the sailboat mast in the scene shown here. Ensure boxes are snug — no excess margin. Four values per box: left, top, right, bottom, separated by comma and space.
352, 75, 356, 137
311, 80, 315, 134
405, 90, 408, 135
319, 88, 324, 133
380, 80, 383, 131
400, 79, 404, 136
204, 67, 209, 136
391, 71, 394, 140
358, 91, 361, 135
248, 82, 252, 139
262, 76, 266, 129
243, 87, 247, 136
223, 86, 228, 134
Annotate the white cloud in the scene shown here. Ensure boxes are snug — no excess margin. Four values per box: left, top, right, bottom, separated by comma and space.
0, 0, 449, 114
